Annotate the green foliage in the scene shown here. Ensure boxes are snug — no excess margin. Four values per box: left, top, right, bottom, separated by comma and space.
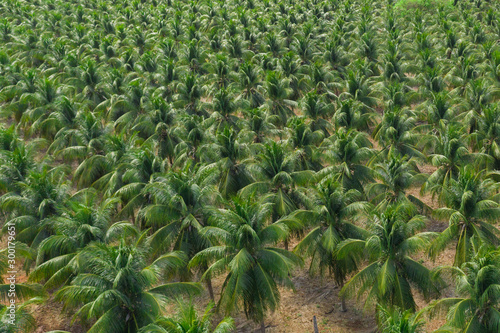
394, 0, 453, 12
0, 0, 499, 331
139, 301, 235, 333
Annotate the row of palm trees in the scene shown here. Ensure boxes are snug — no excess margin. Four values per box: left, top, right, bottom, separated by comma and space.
1, 0, 500, 332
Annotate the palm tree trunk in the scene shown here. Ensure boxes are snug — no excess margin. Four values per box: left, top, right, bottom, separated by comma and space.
260, 319, 266, 333
206, 277, 215, 302
340, 281, 347, 312
340, 296, 347, 312
203, 264, 215, 302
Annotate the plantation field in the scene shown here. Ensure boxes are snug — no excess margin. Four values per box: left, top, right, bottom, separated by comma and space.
1, 0, 500, 332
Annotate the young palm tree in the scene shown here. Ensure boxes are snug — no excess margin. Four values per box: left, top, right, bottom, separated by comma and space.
0, 297, 44, 333
284, 116, 324, 171
0, 141, 36, 193
0, 245, 44, 302
372, 108, 424, 159
29, 189, 119, 289
239, 108, 278, 144
421, 124, 477, 203
209, 88, 240, 132
333, 98, 375, 131
56, 239, 202, 333
173, 115, 207, 166
430, 166, 500, 266
263, 71, 297, 127
300, 91, 334, 136
338, 204, 439, 311
470, 104, 500, 170
421, 92, 456, 128
49, 110, 109, 164
341, 70, 378, 113
174, 74, 206, 117
237, 61, 265, 109
366, 152, 428, 212
240, 141, 314, 248
294, 179, 368, 311
138, 301, 234, 333
426, 246, 500, 332
320, 128, 374, 193
376, 304, 424, 333
191, 196, 302, 332
107, 144, 164, 222
199, 126, 253, 198
141, 167, 219, 299
0, 166, 69, 250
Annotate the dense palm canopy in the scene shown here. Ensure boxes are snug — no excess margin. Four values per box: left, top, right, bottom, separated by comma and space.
0, 0, 500, 331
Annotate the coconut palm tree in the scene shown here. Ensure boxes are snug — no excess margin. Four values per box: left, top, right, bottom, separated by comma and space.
0, 141, 36, 194
333, 98, 375, 131
284, 116, 324, 171
430, 166, 500, 266
294, 179, 368, 311
426, 246, 500, 332
237, 61, 265, 109
372, 108, 424, 160
240, 141, 314, 249
56, 239, 202, 333
300, 91, 334, 136
29, 189, 119, 289
338, 204, 439, 311
138, 301, 234, 333
140, 166, 220, 299
366, 152, 428, 212
263, 71, 297, 127
190, 195, 302, 332
0, 297, 44, 333
320, 128, 374, 193
0, 244, 44, 302
239, 108, 278, 144
470, 104, 500, 170
341, 70, 378, 112
199, 126, 253, 198
0, 165, 69, 250
421, 123, 477, 203
376, 304, 424, 333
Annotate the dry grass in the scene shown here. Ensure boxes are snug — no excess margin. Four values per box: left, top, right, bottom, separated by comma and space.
161, 264, 377, 333
31, 297, 85, 333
